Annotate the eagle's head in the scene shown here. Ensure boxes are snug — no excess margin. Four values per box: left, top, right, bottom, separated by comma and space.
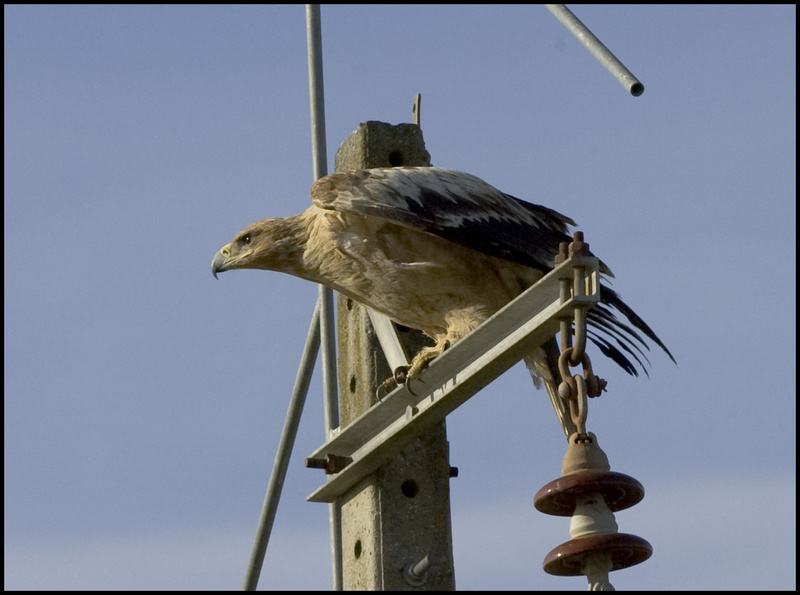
212, 215, 309, 279
211, 225, 261, 279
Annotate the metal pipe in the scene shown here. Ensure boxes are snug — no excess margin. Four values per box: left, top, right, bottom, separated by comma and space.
545, 4, 644, 97
320, 287, 343, 591
306, 5, 344, 590
367, 309, 410, 372
242, 301, 322, 590
306, 4, 328, 180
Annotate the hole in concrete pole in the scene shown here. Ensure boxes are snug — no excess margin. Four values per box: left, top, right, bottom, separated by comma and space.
346, 298, 354, 310
401, 479, 419, 498
349, 375, 357, 393
354, 539, 362, 559
388, 151, 404, 166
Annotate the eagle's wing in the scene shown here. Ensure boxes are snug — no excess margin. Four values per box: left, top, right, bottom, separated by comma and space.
310, 167, 674, 376
310, 167, 574, 274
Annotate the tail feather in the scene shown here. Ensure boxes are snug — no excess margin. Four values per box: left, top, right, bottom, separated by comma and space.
599, 285, 676, 364
588, 330, 650, 377
585, 285, 676, 377
525, 337, 576, 439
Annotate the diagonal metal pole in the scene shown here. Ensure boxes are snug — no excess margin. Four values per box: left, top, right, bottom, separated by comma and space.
305, 4, 344, 590
241, 6, 341, 590
242, 301, 321, 590
545, 4, 644, 96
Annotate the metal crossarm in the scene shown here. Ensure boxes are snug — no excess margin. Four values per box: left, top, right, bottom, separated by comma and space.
306, 254, 600, 503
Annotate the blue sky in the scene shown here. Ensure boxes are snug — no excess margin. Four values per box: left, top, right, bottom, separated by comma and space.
4, 4, 795, 590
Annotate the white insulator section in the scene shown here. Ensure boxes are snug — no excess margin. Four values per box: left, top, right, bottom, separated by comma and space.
569, 493, 619, 538
569, 493, 618, 590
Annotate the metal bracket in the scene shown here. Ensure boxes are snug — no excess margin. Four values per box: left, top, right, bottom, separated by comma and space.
306, 253, 600, 503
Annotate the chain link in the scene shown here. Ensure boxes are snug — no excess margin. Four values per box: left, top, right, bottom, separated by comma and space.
556, 233, 607, 435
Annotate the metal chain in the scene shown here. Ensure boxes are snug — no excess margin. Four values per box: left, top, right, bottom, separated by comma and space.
558, 345, 608, 432
557, 234, 607, 436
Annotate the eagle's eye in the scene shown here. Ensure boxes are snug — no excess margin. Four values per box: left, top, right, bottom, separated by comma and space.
241, 233, 251, 246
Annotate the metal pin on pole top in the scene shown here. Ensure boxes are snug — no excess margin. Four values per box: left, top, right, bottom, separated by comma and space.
412, 94, 421, 126
545, 4, 645, 97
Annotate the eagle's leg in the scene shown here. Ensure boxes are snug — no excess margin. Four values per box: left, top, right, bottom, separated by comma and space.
375, 314, 481, 397
404, 313, 483, 384
375, 336, 452, 399
406, 335, 452, 381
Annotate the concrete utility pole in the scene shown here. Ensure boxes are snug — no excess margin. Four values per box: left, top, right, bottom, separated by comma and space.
333, 121, 457, 590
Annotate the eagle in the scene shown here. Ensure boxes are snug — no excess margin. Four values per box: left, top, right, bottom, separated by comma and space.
212, 167, 674, 434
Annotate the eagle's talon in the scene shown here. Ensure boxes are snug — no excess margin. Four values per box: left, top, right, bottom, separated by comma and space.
393, 365, 409, 384
376, 378, 394, 402
376, 365, 410, 401
404, 374, 420, 397
375, 382, 389, 402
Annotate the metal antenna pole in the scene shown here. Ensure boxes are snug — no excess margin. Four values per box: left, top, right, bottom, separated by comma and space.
545, 4, 644, 96
242, 302, 322, 590
305, 4, 344, 590
240, 6, 341, 591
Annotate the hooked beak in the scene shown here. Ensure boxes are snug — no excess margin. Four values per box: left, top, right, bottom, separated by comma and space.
211, 244, 232, 279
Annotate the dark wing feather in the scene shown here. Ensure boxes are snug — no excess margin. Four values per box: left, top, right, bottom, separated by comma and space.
310, 167, 674, 376
310, 167, 574, 273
